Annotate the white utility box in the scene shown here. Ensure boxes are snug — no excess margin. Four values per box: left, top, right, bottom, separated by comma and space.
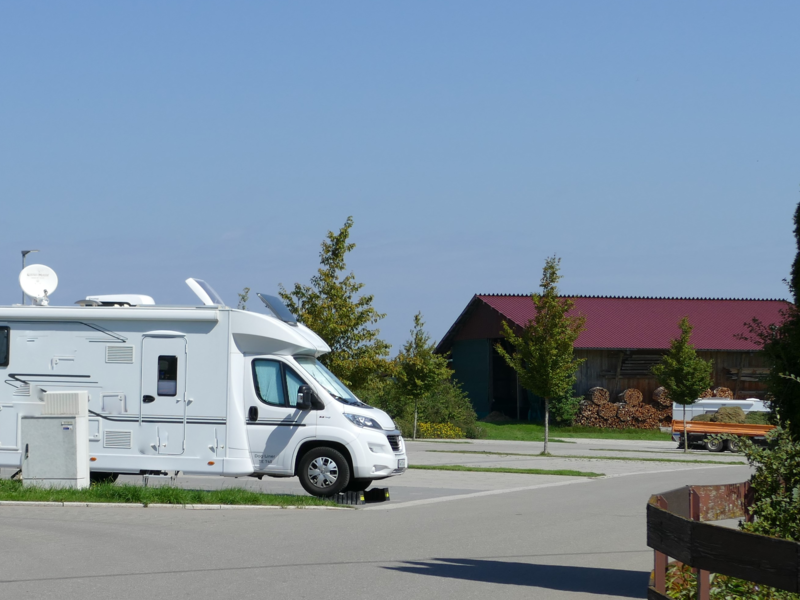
21, 390, 90, 489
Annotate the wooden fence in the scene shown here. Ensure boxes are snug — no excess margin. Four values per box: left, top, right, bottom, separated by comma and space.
647, 482, 800, 600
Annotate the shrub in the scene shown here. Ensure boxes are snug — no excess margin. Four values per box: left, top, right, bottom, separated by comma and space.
550, 393, 582, 424
417, 422, 464, 439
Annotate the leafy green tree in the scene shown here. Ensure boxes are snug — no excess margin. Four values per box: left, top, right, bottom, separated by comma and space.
237, 287, 250, 310
395, 312, 454, 439
743, 202, 800, 440
496, 256, 586, 455
279, 217, 390, 389
651, 317, 714, 452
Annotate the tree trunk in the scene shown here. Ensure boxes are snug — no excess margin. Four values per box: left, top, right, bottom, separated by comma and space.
413, 402, 418, 441
543, 397, 550, 455
683, 404, 687, 453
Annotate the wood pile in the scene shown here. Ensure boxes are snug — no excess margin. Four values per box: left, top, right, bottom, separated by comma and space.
573, 386, 672, 429
587, 387, 610, 405
700, 388, 714, 398
652, 387, 671, 407
617, 388, 643, 406
713, 387, 733, 399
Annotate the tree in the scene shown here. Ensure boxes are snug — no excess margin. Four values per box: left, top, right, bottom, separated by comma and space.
496, 256, 586, 455
237, 287, 250, 310
279, 217, 390, 389
651, 317, 713, 452
395, 313, 453, 439
743, 202, 800, 440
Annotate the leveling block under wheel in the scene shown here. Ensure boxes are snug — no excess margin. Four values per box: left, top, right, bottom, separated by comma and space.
334, 488, 390, 506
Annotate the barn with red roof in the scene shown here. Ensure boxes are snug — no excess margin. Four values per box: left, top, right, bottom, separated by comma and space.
435, 295, 788, 420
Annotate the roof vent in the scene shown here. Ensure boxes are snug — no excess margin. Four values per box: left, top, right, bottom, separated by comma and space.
77, 295, 155, 307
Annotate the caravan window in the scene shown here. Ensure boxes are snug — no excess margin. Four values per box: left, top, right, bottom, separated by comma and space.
0, 327, 8, 367
251, 360, 308, 408
252, 360, 286, 406
157, 355, 178, 396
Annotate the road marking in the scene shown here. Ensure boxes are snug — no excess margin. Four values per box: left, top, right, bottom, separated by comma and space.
365, 463, 747, 510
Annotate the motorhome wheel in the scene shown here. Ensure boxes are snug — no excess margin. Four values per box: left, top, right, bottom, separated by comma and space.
298, 447, 350, 497
704, 438, 724, 452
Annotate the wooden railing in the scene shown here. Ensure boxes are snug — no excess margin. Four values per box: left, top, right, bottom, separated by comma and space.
647, 482, 800, 600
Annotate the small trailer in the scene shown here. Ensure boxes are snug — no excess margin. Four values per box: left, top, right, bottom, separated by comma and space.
671, 420, 776, 452
0, 269, 407, 496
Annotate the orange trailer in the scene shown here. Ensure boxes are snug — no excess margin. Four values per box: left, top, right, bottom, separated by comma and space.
671, 420, 776, 452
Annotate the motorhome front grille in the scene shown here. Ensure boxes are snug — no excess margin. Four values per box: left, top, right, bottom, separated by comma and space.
387, 435, 401, 452
106, 345, 134, 364
104, 430, 132, 449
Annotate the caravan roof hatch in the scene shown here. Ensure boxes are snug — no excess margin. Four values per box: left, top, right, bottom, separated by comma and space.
257, 293, 297, 325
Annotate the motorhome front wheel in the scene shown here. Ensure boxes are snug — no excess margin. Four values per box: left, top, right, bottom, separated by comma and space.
299, 447, 351, 497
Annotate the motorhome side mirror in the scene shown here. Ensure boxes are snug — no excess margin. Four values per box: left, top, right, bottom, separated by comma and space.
296, 386, 312, 411
248, 406, 258, 422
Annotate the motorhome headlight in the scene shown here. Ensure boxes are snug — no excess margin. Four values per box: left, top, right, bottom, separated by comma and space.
344, 413, 383, 430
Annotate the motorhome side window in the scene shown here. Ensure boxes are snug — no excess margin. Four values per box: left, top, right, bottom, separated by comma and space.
0, 327, 8, 367
285, 367, 304, 407
252, 360, 286, 406
157, 356, 178, 396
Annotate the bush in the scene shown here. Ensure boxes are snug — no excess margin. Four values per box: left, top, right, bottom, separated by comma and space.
711, 406, 746, 424
417, 422, 464, 439
354, 375, 482, 438
550, 393, 582, 424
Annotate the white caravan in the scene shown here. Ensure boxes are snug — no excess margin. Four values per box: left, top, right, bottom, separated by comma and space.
672, 398, 770, 421
0, 274, 407, 496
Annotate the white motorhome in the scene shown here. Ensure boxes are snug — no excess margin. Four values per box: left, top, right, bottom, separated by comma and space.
0, 275, 407, 496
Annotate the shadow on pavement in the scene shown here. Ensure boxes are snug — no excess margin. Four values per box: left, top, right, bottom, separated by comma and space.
385, 558, 647, 598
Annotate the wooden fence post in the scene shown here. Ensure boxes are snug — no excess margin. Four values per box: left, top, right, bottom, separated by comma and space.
654, 495, 668, 594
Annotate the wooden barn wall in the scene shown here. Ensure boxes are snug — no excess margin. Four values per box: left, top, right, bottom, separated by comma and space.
574, 350, 769, 401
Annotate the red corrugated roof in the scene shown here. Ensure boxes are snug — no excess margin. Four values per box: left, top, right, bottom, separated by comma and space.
474, 295, 789, 351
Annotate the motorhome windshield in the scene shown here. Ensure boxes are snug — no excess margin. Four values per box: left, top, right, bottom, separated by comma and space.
294, 357, 371, 408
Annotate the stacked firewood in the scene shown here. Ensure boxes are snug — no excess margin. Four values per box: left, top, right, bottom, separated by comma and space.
574, 387, 672, 429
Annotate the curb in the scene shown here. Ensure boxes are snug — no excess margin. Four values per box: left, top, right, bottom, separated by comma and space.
0, 501, 349, 510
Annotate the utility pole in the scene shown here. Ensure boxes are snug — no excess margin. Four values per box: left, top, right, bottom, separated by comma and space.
21, 250, 39, 305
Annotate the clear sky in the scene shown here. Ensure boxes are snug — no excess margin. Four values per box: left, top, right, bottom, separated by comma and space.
1, 2, 798, 352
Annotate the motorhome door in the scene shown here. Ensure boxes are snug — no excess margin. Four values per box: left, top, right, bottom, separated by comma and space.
141, 336, 187, 455
245, 358, 316, 474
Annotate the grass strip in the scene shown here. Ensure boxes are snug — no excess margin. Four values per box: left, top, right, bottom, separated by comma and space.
589, 448, 711, 455
0, 480, 334, 507
414, 440, 474, 444
479, 422, 671, 442
426, 450, 745, 466
409, 464, 603, 477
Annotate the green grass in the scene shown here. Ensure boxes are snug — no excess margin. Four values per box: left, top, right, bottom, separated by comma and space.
409, 464, 603, 477
414, 440, 473, 444
426, 449, 746, 466
0, 480, 335, 507
588, 448, 708, 455
480, 421, 672, 442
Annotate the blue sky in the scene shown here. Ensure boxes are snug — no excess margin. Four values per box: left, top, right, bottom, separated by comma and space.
1, 2, 798, 352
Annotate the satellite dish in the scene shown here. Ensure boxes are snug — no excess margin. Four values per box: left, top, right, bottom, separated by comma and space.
19, 264, 58, 305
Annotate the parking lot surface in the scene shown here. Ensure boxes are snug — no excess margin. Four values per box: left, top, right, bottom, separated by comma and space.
0, 438, 752, 599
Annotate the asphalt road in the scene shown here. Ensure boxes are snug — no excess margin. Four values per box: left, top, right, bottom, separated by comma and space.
0, 439, 752, 600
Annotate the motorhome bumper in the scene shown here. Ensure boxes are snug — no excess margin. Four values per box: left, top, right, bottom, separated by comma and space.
347, 429, 407, 480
